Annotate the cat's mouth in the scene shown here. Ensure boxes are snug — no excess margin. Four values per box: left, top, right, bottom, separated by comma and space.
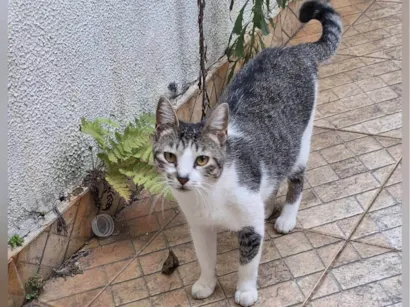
176, 186, 189, 192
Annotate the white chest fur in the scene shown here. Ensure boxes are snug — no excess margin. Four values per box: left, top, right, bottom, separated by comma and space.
171, 163, 268, 231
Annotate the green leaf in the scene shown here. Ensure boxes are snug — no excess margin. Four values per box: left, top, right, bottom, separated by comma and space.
96, 118, 118, 128
254, 0, 263, 19
106, 172, 132, 200
115, 131, 122, 142
107, 152, 118, 163
8, 234, 24, 249
260, 19, 270, 36
137, 144, 153, 163
80, 117, 110, 149
233, 6, 245, 35
235, 30, 246, 57
97, 153, 110, 165
253, 0, 269, 36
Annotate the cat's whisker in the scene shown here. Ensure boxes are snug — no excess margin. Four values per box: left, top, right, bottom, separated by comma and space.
161, 197, 165, 219
196, 190, 205, 206
199, 182, 214, 189
197, 187, 209, 206
147, 180, 172, 215
147, 190, 156, 215
198, 186, 212, 196
193, 189, 200, 206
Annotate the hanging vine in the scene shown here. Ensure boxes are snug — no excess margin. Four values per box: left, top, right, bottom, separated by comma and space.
197, 0, 210, 120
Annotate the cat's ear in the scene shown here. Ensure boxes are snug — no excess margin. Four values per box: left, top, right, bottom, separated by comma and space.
203, 103, 229, 145
155, 96, 179, 135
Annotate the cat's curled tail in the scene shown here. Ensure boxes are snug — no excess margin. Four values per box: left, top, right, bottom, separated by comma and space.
299, 0, 342, 63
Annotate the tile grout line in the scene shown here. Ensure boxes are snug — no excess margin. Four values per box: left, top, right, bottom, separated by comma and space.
327, 244, 400, 272
307, 272, 402, 304
378, 273, 402, 305
85, 209, 179, 307
314, 115, 387, 243
317, 56, 399, 79
266, 229, 310, 297
351, 237, 401, 253
295, 139, 359, 301
330, 51, 398, 62
152, 224, 192, 307
131, 229, 154, 307
348, 196, 396, 247
301, 156, 401, 306
295, 196, 396, 235
312, 115, 360, 194
313, 124, 402, 140
340, 0, 377, 36
293, 226, 346, 241
140, 211, 162, 307
338, 49, 401, 62
315, 89, 396, 123
286, 157, 399, 214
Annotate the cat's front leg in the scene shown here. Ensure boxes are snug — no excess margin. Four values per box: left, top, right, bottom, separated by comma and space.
189, 224, 217, 299
235, 225, 264, 307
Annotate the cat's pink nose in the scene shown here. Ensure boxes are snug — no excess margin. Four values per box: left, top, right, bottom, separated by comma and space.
177, 177, 189, 186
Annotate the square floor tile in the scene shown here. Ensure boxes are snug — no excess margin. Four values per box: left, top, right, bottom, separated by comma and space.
285, 250, 325, 278
332, 252, 401, 290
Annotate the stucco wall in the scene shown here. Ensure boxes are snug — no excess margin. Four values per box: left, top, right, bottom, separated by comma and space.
8, 0, 260, 237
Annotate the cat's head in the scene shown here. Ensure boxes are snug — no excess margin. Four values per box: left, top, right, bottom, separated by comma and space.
153, 96, 229, 192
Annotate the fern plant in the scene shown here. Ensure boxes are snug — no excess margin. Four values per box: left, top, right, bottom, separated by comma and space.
226, 0, 291, 82
8, 234, 24, 249
80, 114, 172, 202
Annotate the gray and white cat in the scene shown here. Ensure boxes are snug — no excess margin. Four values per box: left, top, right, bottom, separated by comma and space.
152, 1, 342, 306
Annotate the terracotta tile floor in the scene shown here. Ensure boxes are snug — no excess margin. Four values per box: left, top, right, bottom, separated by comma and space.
38, 0, 402, 306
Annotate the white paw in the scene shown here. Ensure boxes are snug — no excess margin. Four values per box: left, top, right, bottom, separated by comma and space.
192, 279, 216, 299
275, 215, 296, 234
235, 289, 258, 306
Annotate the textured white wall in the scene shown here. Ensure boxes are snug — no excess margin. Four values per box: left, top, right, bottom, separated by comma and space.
8, 0, 254, 237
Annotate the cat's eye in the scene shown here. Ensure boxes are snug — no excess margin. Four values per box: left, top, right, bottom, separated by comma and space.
195, 156, 209, 166
164, 152, 177, 163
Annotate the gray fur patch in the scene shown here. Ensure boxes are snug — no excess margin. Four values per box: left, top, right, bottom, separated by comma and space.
238, 227, 262, 265
216, 1, 341, 191
286, 168, 305, 204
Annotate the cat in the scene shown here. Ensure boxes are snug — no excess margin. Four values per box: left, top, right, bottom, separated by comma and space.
152, 1, 342, 306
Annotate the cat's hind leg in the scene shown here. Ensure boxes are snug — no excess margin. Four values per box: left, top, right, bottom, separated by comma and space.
275, 91, 315, 234
274, 168, 304, 234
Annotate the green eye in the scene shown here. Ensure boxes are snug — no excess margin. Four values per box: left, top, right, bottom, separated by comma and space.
164, 152, 177, 163
195, 156, 209, 166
